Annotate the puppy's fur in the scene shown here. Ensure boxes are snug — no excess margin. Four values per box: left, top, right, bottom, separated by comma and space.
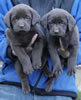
41, 8, 79, 92
4, 4, 44, 93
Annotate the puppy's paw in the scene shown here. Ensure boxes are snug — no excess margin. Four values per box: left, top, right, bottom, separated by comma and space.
22, 82, 30, 94
23, 65, 33, 75
52, 66, 63, 77
67, 67, 76, 76
32, 61, 42, 70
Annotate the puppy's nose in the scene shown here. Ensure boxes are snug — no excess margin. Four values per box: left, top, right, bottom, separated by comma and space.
54, 29, 59, 34
19, 24, 25, 28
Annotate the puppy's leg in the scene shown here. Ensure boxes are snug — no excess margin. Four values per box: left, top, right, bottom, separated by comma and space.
45, 75, 58, 92
67, 47, 78, 76
43, 64, 53, 77
48, 42, 63, 77
6, 28, 33, 75
32, 40, 44, 69
15, 60, 30, 93
13, 46, 33, 75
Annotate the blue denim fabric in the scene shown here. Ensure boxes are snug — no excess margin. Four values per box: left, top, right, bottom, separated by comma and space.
0, 85, 73, 100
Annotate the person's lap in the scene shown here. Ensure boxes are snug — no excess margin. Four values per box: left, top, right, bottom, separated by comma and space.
0, 84, 72, 100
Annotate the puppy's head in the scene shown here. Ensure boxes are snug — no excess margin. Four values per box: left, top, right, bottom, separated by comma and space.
4, 4, 40, 33
41, 8, 76, 37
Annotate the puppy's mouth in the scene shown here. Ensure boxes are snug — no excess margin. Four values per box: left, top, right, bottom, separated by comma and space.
14, 30, 29, 35
49, 32, 65, 37
18, 30, 28, 32
50, 33, 64, 37
13, 26, 31, 33
14, 30, 29, 33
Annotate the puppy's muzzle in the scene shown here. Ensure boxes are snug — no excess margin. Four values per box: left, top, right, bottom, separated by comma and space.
14, 23, 30, 32
19, 24, 25, 28
54, 29, 59, 34
50, 28, 60, 36
18, 21, 25, 30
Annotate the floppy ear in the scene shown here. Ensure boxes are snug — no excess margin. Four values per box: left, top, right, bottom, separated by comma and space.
4, 10, 11, 28
41, 13, 49, 29
67, 14, 76, 32
31, 9, 40, 26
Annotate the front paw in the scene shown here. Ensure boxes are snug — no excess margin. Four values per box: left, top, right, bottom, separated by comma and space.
67, 67, 76, 76
23, 65, 33, 75
32, 60, 42, 70
52, 65, 63, 77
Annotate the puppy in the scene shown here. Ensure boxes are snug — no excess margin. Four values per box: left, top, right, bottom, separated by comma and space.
4, 4, 44, 93
41, 8, 79, 92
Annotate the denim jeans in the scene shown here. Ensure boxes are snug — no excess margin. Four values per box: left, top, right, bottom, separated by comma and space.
0, 85, 73, 100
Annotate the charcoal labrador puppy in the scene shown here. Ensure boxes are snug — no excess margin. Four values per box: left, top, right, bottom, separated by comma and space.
41, 8, 79, 92
4, 4, 44, 93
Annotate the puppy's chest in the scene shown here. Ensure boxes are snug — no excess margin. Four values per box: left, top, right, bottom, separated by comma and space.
54, 38, 70, 49
14, 31, 36, 47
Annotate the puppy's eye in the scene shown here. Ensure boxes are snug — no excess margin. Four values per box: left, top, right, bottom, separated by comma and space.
25, 15, 31, 19
12, 17, 17, 23
60, 22, 64, 26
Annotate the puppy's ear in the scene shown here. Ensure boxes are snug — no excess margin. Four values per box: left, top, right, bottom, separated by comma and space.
67, 14, 76, 32
31, 10, 40, 26
41, 14, 48, 29
4, 11, 11, 28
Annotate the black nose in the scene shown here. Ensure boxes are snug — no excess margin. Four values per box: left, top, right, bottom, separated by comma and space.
19, 24, 25, 28
53, 24, 59, 34
54, 29, 59, 34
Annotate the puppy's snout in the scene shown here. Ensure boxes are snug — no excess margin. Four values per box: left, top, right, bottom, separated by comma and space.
19, 24, 25, 28
18, 19, 25, 28
53, 25, 59, 34
54, 29, 59, 34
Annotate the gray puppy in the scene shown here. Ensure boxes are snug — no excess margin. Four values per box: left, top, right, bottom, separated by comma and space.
4, 4, 44, 93
41, 8, 79, 92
